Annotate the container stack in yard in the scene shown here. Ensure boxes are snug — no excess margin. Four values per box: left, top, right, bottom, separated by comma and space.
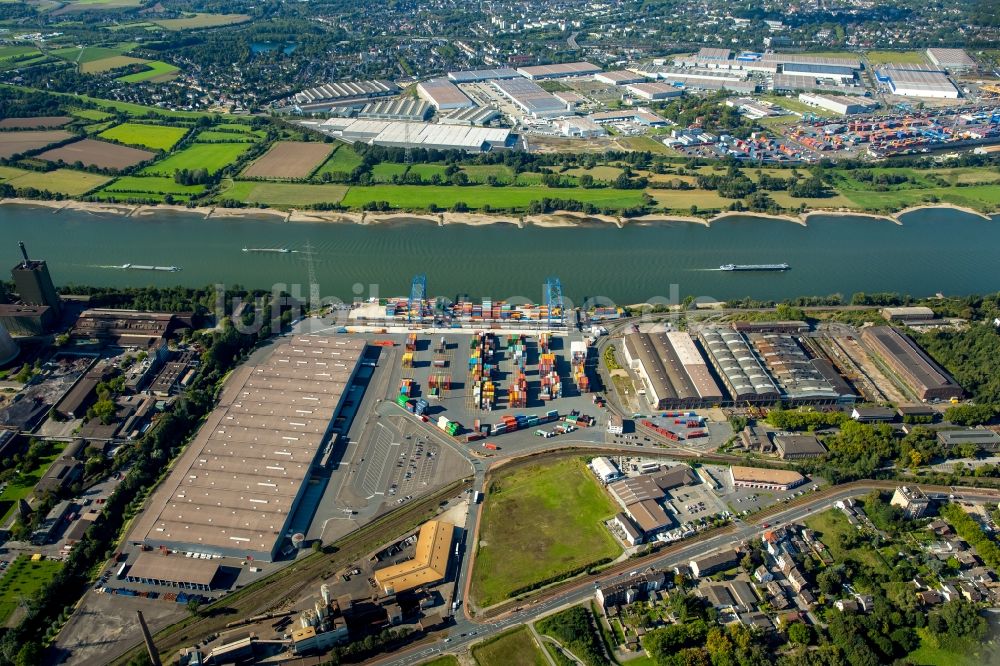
399, 378, 414, 397
507, 335, 526, 371
507, 371, 527, 409
538, 352, 561, 401
470, 332, 497, 411
538, 333, 551, 354
437, 415, 461, 436
490, 410, 559, 436
402, 352, 413, 368
570, 341, 590, 393
405, 333, 418, 352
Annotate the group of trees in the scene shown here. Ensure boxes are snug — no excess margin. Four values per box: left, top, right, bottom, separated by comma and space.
535, 606, 607, 666
764, 409, 846, 431
916, 324, 1000, 405
940, 503, 1000, 570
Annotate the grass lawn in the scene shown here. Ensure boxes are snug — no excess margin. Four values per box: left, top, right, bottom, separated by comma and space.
617, 135, 679, 155
407, 163, 450, 180
471, 458, 622, 607
98, 123, 188, 151
315, 145, 363, 176
143, 142, 251, 176
340, 184, 645, 212
562, 166, 625, 182
472, 627, 547, 666
70, 108, 114, 122
80, 55, 148, 74
840, 184, 1000, 212
194, 130, 260, 143
804, 509, 882, 570
0, 165, 30, 182
371, 162, 410, 182
767, 191, 858, 210
0, 441, 68, 522
49, 45, 134, 63
221, 181, 348, 207
646, 188, 734, 211
865, 50, 928, 65
4, 168, 110, 196
907, 628, 982, 666
0, 556, 63, 624
101, 175, 205, 196
460, 164, 513, 184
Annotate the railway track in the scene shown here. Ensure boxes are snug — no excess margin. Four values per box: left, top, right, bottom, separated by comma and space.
111, 477, 471, 665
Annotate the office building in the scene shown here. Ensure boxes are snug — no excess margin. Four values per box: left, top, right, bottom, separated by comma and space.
891, 486, 930, 519
374, 520, 454, 595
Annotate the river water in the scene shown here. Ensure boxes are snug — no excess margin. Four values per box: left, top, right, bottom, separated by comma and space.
1, 204, 997, 305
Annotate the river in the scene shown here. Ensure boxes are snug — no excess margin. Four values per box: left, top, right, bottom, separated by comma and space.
1, 204, 997, 306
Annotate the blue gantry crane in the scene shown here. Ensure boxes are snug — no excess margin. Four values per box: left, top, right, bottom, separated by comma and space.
408, 273, 427, 324
544, 276, 563, 328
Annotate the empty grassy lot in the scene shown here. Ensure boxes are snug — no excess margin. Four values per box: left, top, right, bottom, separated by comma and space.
0, 557, 63, 625
194, 130, 261, 143
101, 175, 205, 196
0, 441, 68, 522
341, 184, 645, 212
804, 508, 883, 570
472, 627, 548, 666
81, 55, 148, 74
370, 162, 410, 182
98, 123, 188, 151
471, 457, 621, 607
865, 50, 928, 65
143, 142, 251, 176
646, 188, 734, 211
4, 168, 111, 196
117, 60, 180, 83
241, 141, 333, 179
840, 184, 1000, 212
221, 181, 348, 207
69, 108, 113, 122
460, 164, 513, 183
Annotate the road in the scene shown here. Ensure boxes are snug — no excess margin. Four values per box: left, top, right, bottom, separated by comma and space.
368, 482, 1000, 666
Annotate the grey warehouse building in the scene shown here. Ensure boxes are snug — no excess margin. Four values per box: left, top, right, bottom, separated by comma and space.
130, 336, 366, 561
697, 328, 780, 403
622, 332, 723, 408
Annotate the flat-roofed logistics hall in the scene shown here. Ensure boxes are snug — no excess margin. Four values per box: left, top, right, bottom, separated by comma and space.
130, 336, 366, 561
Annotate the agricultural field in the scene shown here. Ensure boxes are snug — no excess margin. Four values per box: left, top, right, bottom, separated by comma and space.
152, 12, 251, 30
49, 45, 128, 63
0, 117, 71, 129
194, 130, 261, 143
340, 184, 646, 212
143, 142, 251, 176
241, 141, 333, 179
471, 627, 548, 666
37, 138, 154, 169
561, 165, 625, 182
100, 175, 205, 196
0, 557, 63, 625
865, 50, 929, 65
220, 181, 348, 207
69, 108, 113, 122
98, 123, 188, 151
471, 458, 622, 607
116, 60, 180, 83
3, 168, 111, 196
0, 130, 74, 159
315, 145, 363, 176
0, 166, 30, 182
81, 55, 149, 74
370, 162, 410, 182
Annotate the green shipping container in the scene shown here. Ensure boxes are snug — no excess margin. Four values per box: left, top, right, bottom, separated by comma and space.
396, 395, 409, 407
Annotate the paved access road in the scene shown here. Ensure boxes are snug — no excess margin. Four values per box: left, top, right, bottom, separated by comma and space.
368, 483, 1000, 666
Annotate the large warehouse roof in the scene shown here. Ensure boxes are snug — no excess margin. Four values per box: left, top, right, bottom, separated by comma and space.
294, 80, 398, 105
447, 68, 520, 83
318, 119, 510, 152
746, 333, 847, 401
698, 328, 779, 400
128, 552, 220, 587
762, 53, 861, 70
416, 78, 475, 109
516, 61, 601, 79
131, 336, 365, 560
860, 326, 962, 400
492, 78, 567, 117
666, 332, 723, 400
926, 48, 975, 70
374, 520, 454, 594
881, 67, 958, 95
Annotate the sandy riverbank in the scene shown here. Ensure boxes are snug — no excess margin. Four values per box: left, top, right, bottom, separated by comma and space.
0, 197, 994, 227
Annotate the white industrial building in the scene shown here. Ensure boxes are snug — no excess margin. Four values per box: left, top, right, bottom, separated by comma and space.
595, 70, 646, 86
797, 93, 876, 115
314, 118, 513, 152
625, 82, 684, 101
447, 68, 521, 83
492, 78, 569, 118
591, 456, 623, 483
554, 116, 607, 138
925, 48, 976, 73
416, 78, 475, 110
881, 67, 959, 99
291, 80, 399, 111
516, 61, 601, 80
